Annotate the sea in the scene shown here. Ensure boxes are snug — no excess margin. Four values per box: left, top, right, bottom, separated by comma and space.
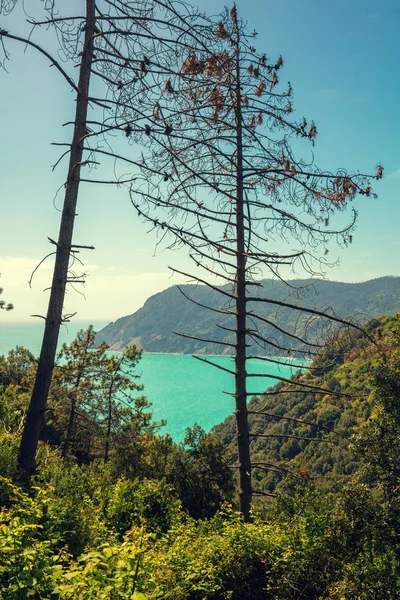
0, 321, 303, 442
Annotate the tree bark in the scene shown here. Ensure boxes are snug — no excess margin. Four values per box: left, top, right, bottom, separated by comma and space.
62, 394, 77, 459
104, 382, 114, 463
17, 0, 96, 480
233, 27, 252, 521
104, 358, 121, 462
62, 328, 93, 458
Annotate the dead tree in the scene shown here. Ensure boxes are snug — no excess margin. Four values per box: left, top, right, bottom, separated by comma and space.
0, 0, 214, 479
126, 5, 382, 519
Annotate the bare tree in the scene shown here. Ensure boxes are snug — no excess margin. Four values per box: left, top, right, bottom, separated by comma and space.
125, 5, 382, 519
0, 0, 214, 479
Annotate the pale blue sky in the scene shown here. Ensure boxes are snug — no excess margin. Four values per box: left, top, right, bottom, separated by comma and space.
1, 0, 399, 323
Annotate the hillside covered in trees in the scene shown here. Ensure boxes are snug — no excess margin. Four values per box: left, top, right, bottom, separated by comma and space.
212, 314, 397, 495
1, 314, 400, 598
97, 277, 400, 354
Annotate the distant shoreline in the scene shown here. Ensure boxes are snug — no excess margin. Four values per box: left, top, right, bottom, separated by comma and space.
114, 350, 306, 363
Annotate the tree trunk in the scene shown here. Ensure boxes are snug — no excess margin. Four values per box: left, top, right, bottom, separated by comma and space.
104, 395, 112, 463
62, 394, 77, 459
104, 364, 119, 462
233, 30, 252, 521
62, 328, 92, 458
17, 0, 96, 480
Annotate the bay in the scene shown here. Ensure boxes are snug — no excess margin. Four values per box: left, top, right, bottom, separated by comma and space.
0, 321, 303, 441
138, 353, 302, 441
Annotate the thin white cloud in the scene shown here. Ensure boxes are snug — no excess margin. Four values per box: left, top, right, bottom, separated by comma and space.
0, 256, 100, 292
0, 256, 180, 323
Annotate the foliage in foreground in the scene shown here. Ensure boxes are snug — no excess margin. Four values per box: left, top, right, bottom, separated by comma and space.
1, 317, 400, 598
0, 467, 399, 600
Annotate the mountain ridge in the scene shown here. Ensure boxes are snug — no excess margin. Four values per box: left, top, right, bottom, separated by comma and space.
97, 276, 400, 355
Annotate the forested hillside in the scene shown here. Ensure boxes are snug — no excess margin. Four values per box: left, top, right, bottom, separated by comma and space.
213, 314, 397, 495
97, 277, 400, 354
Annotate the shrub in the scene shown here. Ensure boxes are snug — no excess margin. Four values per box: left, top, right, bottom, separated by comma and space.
106, 478, 181, 537
0, 478, 55, 599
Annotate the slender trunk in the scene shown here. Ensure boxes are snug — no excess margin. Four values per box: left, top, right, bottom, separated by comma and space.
62, 328, 93, 458
17, 0, 96, 480
104, 362, 120, 462
104, 394, 112, 463
62, 394, 77, 458
233, 29, 252, 521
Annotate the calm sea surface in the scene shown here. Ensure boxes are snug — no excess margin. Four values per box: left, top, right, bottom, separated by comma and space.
0, 321, 303, 441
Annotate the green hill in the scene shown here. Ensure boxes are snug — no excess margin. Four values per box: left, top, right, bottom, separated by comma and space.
97, 276, 400, 354
212, 314, 398, 494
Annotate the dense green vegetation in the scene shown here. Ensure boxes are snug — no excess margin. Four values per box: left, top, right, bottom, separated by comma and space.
97, 276, 400, 354
1, 316, 400, 598
2, 474, 399, 599
213, 314, 399, 495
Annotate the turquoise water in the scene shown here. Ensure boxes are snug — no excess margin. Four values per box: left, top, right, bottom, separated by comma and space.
0, 322, 302, 441
137, 354, 301, 441
0, 321, 107, 357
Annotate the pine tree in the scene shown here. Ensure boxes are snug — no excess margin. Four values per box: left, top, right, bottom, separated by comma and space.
53, 327, 151, 461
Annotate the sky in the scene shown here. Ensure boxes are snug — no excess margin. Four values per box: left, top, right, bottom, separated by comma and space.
1, 0, 399, 324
